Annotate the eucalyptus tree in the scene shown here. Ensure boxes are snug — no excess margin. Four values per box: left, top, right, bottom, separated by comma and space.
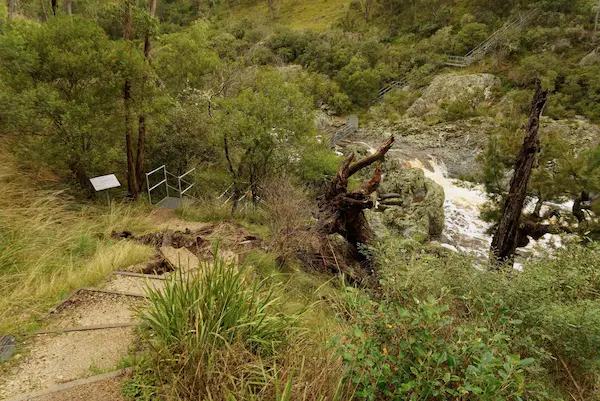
217, 69, 314, 211
0, 17, 149, 194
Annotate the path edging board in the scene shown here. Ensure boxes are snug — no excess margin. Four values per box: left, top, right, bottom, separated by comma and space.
2, 369, 130, 401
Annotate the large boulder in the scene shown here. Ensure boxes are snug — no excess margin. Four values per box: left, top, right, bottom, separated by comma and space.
580, 49, 600, 66
367, 160, 445, 242
407, 73, 500, 118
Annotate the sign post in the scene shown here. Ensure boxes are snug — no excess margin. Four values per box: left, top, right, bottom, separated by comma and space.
90, 174, 121, 206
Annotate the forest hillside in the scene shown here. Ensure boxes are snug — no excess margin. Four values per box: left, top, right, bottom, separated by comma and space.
1, 0, 600, 400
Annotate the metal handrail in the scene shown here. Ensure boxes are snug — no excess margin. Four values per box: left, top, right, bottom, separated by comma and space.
179, 168, 196, 180
148, 179, 167, 192
180, 184, 195, 195
445, 8, 538, 67
146, 165, 165, 176
146, 165, 197, 206
146, 165, 169, 205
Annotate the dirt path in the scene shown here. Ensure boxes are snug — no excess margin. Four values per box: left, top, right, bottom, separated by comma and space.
102, 274, 166, 297
0, 328, 135, 399
0, 215, 207, 401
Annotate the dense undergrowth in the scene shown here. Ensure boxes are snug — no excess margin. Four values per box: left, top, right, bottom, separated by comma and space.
127, 214, 600, 400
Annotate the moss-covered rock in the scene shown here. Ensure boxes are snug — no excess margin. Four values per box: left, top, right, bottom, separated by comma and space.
407, 73, 500, 119
367, 160, 445, 242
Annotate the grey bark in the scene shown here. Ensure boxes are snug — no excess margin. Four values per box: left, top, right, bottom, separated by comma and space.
490, 79, 548, 267
124, 0, 139, 199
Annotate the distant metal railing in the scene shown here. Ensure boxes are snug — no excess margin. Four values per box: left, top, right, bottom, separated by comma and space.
146, 165, 196, 205
445, 8, 539, 67
378, 79, 408, 99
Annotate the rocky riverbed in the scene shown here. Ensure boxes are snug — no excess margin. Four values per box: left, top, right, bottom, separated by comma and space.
334, 72, 593, 262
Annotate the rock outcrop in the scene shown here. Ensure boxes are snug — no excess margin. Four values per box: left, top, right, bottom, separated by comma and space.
365, 117, 497, 178
407, 73, 500, 118
580, 49, 600, 66
542, 117, 600, 148
367, 159, 445, 242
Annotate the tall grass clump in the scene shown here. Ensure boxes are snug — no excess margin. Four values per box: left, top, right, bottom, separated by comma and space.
137, 254, 351, 400
176, 197, 267, 225
142, 255, 295, 355
0, 149, 154, 334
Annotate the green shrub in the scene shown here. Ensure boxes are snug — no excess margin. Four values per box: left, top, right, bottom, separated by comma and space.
296, 147, 341, 187
372, 89, 421, 120
369, 238, 600, 399
453, 22, 488, 55
440, 92, 483, 122
334, 293, 543, 400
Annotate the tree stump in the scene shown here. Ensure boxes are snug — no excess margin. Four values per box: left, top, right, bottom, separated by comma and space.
315, 136, 395, 273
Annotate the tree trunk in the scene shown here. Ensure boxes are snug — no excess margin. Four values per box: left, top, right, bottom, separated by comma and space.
65, 0, 71, 15
124, 80, 138, 199
40, 0, 48, 20
316, 136, 395, 271
490, 80, 548, 268
595, 0, 600, 42
69, 160, 95, 197
362, 0, 374, 22
266, 0, 280, 18
573, 190, 589, 223
123, 0, 139, 199
7, 0, 16, 19
135, 116, 147, 194
135, 0, 157, 195
143, 0, 157, 62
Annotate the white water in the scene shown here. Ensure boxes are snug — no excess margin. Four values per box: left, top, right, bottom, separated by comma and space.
408, 158, 493, 259
408, 157, 572, 262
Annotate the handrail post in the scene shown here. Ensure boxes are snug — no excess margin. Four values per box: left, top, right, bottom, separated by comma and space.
178, 174, 183, 201
146, 173, 151, 204
164, 166, 169, 198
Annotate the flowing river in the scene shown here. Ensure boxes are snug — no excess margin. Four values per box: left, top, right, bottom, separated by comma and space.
345, 139, 570, 264
409, 157, 570, 267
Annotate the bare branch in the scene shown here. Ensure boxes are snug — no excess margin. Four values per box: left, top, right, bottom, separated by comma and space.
348, 135, 395, 177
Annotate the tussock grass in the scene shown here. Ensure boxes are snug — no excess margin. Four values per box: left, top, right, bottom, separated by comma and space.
176, 197, 267, 225
0, 151, 154, 334
136, 254, 352, 400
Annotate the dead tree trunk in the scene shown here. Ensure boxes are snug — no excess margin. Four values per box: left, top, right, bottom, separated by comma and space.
316, 136, 394, 272
490, 80, 548, 268
65, 0, 71, 15
123, 0, 139, 199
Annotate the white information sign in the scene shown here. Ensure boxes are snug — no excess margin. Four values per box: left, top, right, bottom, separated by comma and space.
90, 174, 121, 192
